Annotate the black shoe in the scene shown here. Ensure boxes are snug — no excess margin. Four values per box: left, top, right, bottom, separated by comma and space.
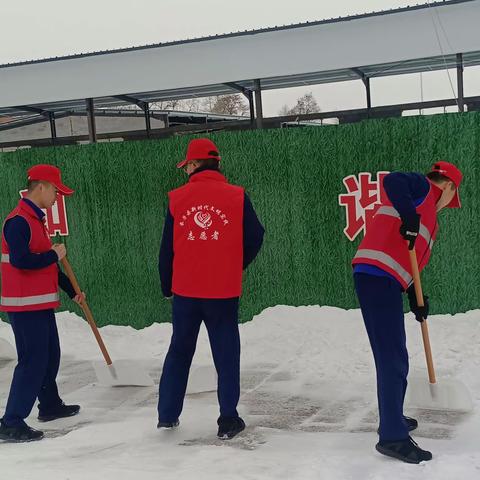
217, 416, 245, 439
403, 416, 418, 431
38, 403, 80, 422
0, 421, 44, 443
376, 436, 432, 464
157, 419, 179, 429
377, 415, 418, 434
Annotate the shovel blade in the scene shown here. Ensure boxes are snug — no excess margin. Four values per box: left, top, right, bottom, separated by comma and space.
0, 338, 16, 361
93, 359, 154, 387
406, 376, 473, 413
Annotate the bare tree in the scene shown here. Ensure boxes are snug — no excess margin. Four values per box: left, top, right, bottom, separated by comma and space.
210, 95, 249, 116
182, 98, 202, 112
148, 94, 248, 115
150, 99, 183, 111
149, 98, 206, 112
278, 92, 321, 116
200, 96, 216, 112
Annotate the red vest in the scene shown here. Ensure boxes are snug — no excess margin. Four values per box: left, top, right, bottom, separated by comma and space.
169, 170, 244, 298
352, 180, 440, 290
1, 200, 59, 312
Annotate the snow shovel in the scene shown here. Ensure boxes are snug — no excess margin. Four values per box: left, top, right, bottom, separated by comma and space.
405, 249, 473, 412
60, 257, 154, 387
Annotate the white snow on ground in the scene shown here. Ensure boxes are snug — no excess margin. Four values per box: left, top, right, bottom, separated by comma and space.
0, 306, 479, 480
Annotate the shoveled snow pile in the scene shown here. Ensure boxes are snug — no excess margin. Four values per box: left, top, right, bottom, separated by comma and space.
0, 305, 479, 480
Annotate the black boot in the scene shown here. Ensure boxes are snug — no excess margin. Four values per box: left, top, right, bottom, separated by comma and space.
157, 419, 179, 429
376, 436, 432, 464
38, 403, 80, 422
0, 420, 44, 443
377, 415, 418, 434
217, 416, 245, 439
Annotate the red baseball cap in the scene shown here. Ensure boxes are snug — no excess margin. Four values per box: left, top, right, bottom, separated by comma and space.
430, 160, 462, 208
27, 164, 74, 196
176, 138, 221, 169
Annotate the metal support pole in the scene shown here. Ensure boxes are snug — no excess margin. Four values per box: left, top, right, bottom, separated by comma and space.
254, 79, 263, 129
143, 102, 151, 136
48, 112, 57, 142
247, 91, 255, 125
85, 98, 97, 143
365, 77, 372, 111
351, 68, 371, 113
457, 53, 465, 113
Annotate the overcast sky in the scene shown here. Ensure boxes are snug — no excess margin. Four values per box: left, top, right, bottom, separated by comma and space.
1, 1, 478, 115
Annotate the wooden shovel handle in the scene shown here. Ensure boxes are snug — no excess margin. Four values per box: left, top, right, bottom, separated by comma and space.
408, 249, 436, 384
60, 257, 113, 366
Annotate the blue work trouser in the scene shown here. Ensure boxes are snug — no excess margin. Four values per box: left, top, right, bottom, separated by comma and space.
2, 309, 62, 427
354, 273, 410, 442
158, 295, 240, 422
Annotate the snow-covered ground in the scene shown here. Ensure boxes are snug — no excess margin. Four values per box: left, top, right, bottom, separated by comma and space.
0, 305, 479, 480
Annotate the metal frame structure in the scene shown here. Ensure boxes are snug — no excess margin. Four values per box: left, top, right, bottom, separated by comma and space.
2, 94, 480, 150
1, 0, 479, 146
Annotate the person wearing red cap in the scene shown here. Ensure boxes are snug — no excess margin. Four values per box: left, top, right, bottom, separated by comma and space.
0, 164, 84, 443
157, 138, 264, 439
352, 161, 462, 463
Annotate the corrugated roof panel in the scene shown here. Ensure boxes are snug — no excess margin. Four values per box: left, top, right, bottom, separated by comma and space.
0, 0, 472, 68
0, 0, 478, 116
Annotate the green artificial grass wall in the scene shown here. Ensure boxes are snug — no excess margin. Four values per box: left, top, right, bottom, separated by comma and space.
0, 112, 478, 327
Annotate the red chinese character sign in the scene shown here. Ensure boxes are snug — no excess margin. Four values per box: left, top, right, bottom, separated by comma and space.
338, 171, 390, 241
19, 190, 70, 236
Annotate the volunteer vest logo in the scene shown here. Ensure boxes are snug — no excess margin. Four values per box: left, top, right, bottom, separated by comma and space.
179, 205, 229, 242
19, 190, 69, 236
338, 171, 390, 241
194, 211, 213, 229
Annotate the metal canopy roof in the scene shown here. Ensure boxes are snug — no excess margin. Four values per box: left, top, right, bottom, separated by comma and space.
1, 0, 479, 117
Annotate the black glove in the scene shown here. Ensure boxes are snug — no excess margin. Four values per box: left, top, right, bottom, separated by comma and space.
407, 285, 429, 322
400, 213, 420, 250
